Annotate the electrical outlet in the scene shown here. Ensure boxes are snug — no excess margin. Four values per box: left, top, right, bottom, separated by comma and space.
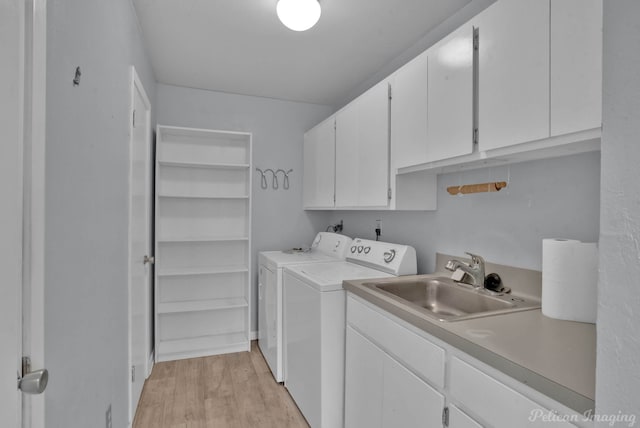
106, 404, 112, 428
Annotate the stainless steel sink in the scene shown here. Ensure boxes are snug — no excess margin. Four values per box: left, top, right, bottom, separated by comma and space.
362, 276, 540, 322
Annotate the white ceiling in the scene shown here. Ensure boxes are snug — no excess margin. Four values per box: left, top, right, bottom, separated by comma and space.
133, 0, 472, 107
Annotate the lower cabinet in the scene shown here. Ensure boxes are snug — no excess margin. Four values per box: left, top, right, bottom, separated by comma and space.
345, 326, 444, 428
345, 294, 586, 428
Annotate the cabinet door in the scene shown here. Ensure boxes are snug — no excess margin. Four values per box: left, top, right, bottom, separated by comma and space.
427, 24, 474, 162
344, 327, 384, 428
449, 404, 483, 428
450, 357, 577, 427
390, 51, 429, 170
335, 80, 390, 208
303, 117, 335, 208
382, 352, 445, 428
550, 0, 602, 136
476, 0, 550, 151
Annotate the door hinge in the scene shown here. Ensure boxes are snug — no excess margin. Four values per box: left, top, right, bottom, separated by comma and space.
473, 128, 479, 145
473, 30, 479, 51
442, 406, 450, 427
388, 84, 392, 100
387, 188, 392, 200
131, 365, 135, 383
22, 356, 31, 377
132, 109, 136, 128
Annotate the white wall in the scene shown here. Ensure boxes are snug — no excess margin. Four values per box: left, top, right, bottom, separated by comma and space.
596, 1, 640, 424
156, 83, 333, 332
329, 152, 600, 274
45, 0, 156, 427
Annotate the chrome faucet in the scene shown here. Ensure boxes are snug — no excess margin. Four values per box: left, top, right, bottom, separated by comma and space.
445, 252, 486, 288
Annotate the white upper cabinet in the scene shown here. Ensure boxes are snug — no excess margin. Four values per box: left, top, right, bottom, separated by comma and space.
550, 0, 602, 136
335, 80, 390, 208
390, 51, 429, 171
475, 0, 550, 152
426, 24, 474, 162
303, 116, 335, 209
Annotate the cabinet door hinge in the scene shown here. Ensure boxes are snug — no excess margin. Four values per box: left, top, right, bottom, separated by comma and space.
473, 29, 479, 51
388, 84, 392, 100
22, 356, 31, 377
442, 406, 450, 427
473, 128, 479, 145
387, 188, 392, 200
132, 109, 136, 128
131, 365, 135, 383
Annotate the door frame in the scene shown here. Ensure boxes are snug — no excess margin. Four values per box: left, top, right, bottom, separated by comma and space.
1, 0, 25, 425
127, 66, 152, 424
22, 0, 47, 427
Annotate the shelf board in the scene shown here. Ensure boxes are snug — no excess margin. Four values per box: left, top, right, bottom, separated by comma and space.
157, 236, 249, 243
157, 266, 249, 277
156, 332, 249, 362
158, 298, 248, 314
157, 193, 249, 200
157, 160, 250, 170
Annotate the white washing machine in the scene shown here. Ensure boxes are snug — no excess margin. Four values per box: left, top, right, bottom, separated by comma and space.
258, 232, 352, 383
283, 238, 417, 428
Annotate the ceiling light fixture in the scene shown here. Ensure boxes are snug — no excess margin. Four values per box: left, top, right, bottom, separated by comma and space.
277, 0, 321, 32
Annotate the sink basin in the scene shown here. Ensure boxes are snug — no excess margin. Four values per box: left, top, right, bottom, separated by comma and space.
362, 276, 540, 322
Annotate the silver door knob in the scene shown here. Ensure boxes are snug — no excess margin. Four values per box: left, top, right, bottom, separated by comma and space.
19, 368, 48, 395
143, 255, 155, 265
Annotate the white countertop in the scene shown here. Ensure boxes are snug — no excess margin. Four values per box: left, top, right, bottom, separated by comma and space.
344, 274, 596, 414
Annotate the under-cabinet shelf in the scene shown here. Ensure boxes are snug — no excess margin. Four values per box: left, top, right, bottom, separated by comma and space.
156, 332, 249, 362
156, 265, 249, 278
157, 160, 250, 170
158, 297, 248, 314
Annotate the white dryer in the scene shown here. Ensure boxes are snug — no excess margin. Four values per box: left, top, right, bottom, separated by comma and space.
258, 232, 352, 382
283, 238, 417, 428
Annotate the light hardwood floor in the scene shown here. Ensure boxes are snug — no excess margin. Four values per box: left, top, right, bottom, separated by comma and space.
133, 341, 309, 428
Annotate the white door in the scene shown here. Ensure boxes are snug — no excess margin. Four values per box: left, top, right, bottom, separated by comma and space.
344, 326, 384, 428
382, 352, 445, 428
335, 80, 390, 208
390, 50, 429, 170
427, 24, 474, 162
303, 117, 336, 208
475, 0, 550, 151
1, 0, 25, 425
128, 67, 152, 422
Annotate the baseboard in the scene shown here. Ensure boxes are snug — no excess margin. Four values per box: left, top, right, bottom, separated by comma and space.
250, 330, 258, 341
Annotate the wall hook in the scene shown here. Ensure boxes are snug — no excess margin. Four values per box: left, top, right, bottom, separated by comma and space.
73, 66, 81, 86
255, 168, 268, 189
264, 168, 278, 189
283, 169, 293, 190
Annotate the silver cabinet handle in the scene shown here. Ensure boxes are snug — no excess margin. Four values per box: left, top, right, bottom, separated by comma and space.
143, 255, 155, 265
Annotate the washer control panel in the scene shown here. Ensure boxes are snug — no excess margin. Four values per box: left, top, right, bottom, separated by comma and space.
346, 238, 417, 275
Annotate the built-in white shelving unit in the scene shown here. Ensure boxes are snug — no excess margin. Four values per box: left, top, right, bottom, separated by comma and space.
155, 125, 252, 362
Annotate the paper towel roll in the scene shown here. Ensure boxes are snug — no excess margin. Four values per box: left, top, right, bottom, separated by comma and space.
542, 239, 598, 323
